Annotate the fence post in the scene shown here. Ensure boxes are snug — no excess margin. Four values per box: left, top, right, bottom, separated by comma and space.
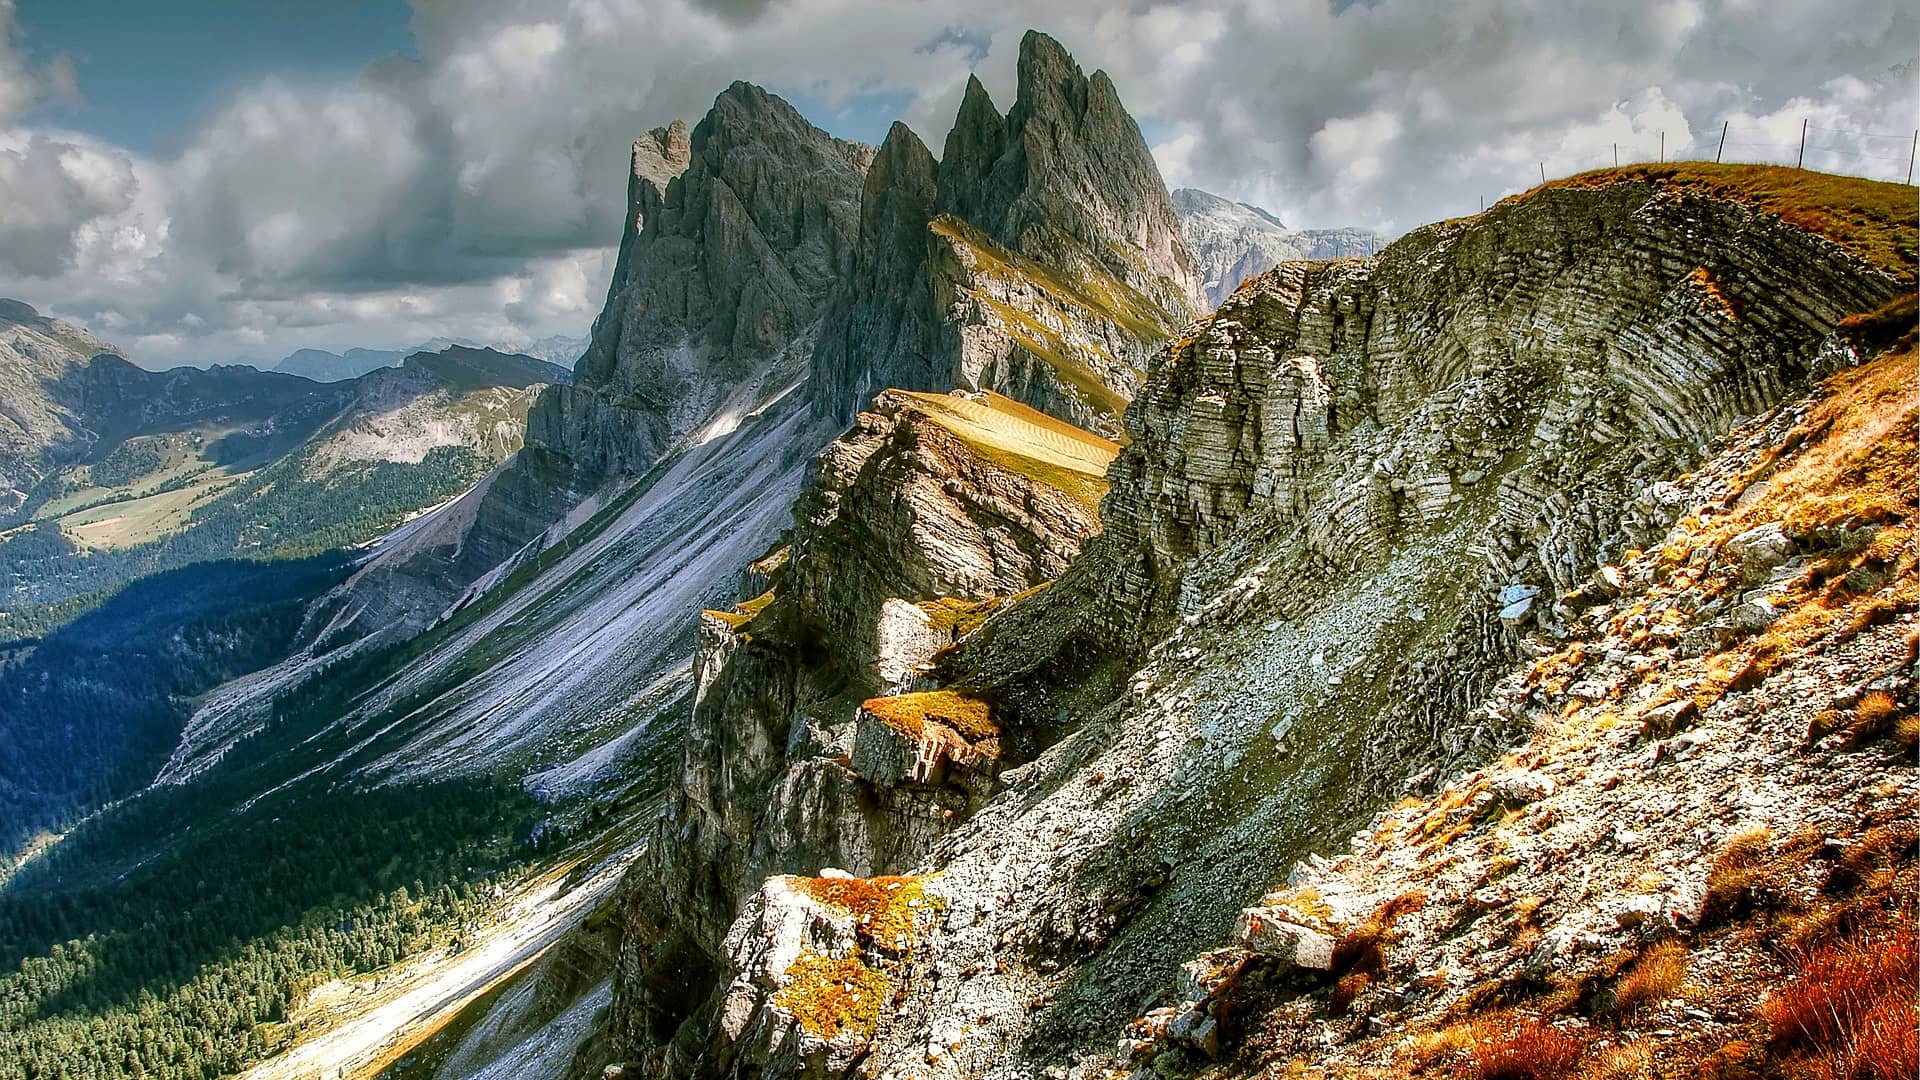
1797, 118, 1807, 169
1659, 130, 1665, 163
1613, 142, 1618, 167
1715, 121, 1727, 163
1539, 161, 1546, 185
1909, 130, 1917, 185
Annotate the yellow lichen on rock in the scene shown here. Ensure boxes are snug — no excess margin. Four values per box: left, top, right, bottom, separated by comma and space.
793, 874, 934, 951
772, 951, 887, 1042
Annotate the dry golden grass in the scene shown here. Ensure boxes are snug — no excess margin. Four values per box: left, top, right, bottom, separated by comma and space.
1762, 924, 1918, 1080
1588, 1043, 1654, 1080
897, 388, 1119, 507
1666, 348, 1920, 687
1540, 163, 1918, 282
917, 582, 1050, 641
1464, 1014, 1588, 1080
703, 589, 775, 631
859, 689, 997, 744
1607, 940, 1689, 1018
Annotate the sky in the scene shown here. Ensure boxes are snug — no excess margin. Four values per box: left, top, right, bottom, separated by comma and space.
0, 1, 1913, 370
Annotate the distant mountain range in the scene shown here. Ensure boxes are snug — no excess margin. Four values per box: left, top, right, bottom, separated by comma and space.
1172, 187, 1381, 306
0, 298, 571, 642
266, 333, 588, 382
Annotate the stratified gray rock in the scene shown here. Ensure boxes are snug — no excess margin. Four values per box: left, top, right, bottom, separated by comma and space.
552, 84, 870, 475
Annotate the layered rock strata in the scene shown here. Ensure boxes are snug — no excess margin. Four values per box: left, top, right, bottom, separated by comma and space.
605, 172, 1906, 1076
603, 389, 1114, 1075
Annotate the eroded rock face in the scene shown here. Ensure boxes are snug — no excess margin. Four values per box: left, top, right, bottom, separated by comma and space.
619, 177, 1902, 1077
1076, 181, 1898, 652
552, 84, 870, 476
784, 389, 1107, 679
810, 31, 1204, 436
603, 390, 1112, 1077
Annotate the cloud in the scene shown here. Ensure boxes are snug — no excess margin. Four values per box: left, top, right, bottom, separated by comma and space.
0, 0, 1914, 367
0, 134, 138, 275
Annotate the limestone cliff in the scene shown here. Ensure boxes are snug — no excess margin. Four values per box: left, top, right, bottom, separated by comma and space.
603, 389, 1115, 1076
596, 166, 1912, 1077
810, 32, 1204, 436
555, 87, 868, 475
322, 87, 867, 643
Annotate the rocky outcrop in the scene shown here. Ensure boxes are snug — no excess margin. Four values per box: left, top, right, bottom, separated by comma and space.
602, 389, 1114, 1076
1171, 187, 1379, 307
784, 389, 1112, 681
609, 170, 1907, 1076
551, 87, 868, 476
1115, 342, 1917, 1078
810, 32, 1204, 436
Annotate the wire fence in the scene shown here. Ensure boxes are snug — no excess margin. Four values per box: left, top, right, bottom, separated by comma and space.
1462, 118, 1919, 221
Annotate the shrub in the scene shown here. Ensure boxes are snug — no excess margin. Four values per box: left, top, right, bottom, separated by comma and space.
1763, 924, 1918, 1080
1607, 940, 1689, 1017
1844, 690, 1903, 748
1701, 827, 1774, 924
1331, 971, 1372, 1017
1467, 1015, 1587, 1080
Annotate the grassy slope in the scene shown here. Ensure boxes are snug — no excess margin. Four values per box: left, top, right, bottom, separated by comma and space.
1533, 164, 1917, 283
895, 389, 1119, 513
930, 214, 1169, 423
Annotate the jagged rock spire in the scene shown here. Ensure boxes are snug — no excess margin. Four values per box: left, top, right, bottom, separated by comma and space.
809, 29, 1203, 434
551, 81, 869, 475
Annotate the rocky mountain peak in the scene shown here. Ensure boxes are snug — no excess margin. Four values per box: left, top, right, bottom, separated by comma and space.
810, 32, 1202, 435
859, 123, 938, 262
940, 30, 1198, 308
631, 119, 692, 195
554, 79, 867, 475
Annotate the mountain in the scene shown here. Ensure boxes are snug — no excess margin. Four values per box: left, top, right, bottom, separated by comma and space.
1172, 187, 1380, 307
0, 36, 1211, 1079
5, 28, 1913, 1080
0, 300, 351, 527
811, 31, 1204, 436
272, 346, 408, 382
591, 166, 1914, 1077
512, 333, 589, 368
0, 337, 570, 845
270, 336, 585, 382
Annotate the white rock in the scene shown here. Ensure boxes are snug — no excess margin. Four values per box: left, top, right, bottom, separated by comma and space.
1235, 908, 1334, 970
1492, 770, 1556, 804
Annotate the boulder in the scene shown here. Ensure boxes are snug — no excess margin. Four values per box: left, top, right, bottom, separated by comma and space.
1234, 907, 1334, 969
1724, 522, 1794, 583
